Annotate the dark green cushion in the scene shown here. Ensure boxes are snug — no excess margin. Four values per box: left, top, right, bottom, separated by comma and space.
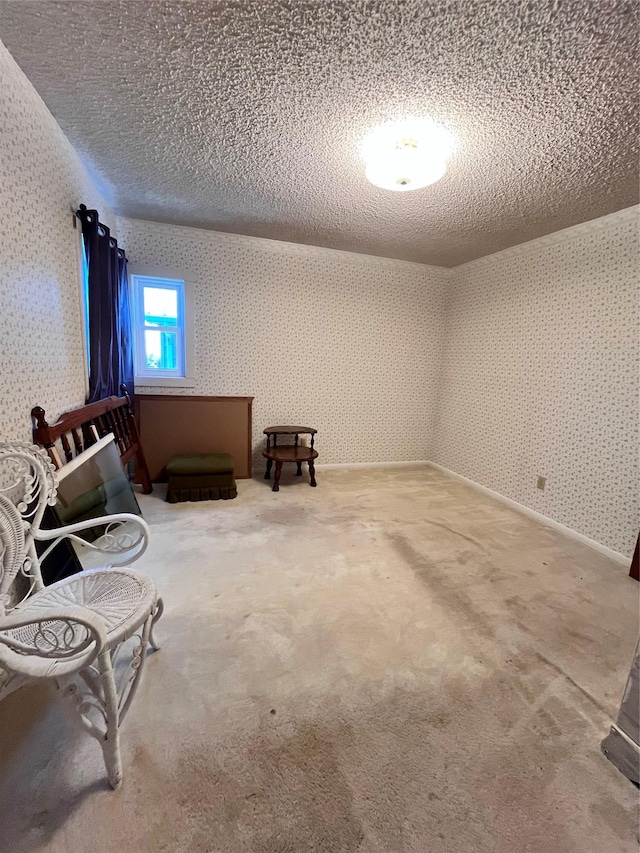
166, 453, 234, 475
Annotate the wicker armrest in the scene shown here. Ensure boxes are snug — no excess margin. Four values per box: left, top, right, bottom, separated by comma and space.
33, 513, 151, 568
0, 604, 107, 678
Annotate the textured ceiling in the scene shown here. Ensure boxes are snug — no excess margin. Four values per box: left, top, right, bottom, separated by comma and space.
0, 1, 638, 266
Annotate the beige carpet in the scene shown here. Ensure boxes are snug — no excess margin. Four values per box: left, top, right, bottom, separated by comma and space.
0, 465, 638, 852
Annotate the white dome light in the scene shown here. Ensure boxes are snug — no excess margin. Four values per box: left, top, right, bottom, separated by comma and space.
360, 117, 456, 192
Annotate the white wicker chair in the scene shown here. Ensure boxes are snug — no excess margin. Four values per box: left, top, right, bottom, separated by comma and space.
0, 441, 163, 789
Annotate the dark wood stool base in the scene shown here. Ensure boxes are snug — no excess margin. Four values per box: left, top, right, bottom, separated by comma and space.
261, 446, 319, 492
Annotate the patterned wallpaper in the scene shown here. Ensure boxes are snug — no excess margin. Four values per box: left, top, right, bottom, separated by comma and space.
0, 40, 113, 443
434, 207, 639, 556
116, 217, 448, 466
1, 38, 636, 555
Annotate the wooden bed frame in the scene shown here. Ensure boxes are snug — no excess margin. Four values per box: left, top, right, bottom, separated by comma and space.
31, 385, 153, 493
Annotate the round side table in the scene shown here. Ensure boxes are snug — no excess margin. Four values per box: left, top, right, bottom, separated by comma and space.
262, 426, 317, 492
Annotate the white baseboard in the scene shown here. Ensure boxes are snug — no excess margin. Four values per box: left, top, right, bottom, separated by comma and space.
315, 460, 430, 471
427, 462, 630, 566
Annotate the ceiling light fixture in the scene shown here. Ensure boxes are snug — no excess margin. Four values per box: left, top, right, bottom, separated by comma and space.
360, 117, 456, 192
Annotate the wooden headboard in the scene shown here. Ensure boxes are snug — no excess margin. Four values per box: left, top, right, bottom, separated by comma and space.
31, 385, 153, 493
135, 394, 254, 480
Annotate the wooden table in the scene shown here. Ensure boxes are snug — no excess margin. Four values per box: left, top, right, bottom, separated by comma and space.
262, 426, 317, 492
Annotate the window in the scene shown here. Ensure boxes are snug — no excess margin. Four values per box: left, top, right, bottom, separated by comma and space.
130, 273, 194, 386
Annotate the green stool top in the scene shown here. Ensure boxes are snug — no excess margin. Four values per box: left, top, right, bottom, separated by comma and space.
167, 453, 234, 475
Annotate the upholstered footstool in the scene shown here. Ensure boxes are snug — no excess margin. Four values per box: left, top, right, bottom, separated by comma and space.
166, 453, 237, 503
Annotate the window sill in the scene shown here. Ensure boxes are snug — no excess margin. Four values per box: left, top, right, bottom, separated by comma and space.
134, 376, 196, 389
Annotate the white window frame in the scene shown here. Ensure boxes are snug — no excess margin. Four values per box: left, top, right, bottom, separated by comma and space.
133, 276, 185, 378
129, 266, 195, 388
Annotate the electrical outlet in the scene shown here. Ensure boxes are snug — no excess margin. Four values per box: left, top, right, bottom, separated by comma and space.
537, 476, 546, 491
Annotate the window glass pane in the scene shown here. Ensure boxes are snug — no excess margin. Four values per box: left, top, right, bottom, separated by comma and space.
143, 286, 178, 327
144, 330, 178, 371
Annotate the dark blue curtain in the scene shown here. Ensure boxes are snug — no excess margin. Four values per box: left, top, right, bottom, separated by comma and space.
76, 204, 134, 402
